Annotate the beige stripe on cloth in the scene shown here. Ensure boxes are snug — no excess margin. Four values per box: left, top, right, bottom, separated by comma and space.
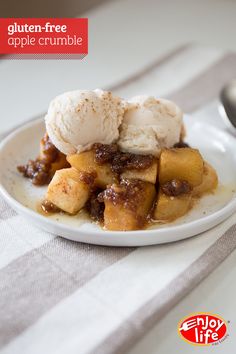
0, 45, 236, 353
0, 238, 134, 348
168, 53, 236, 112
110, 44, 225, 99
94, 224, 236, 354
108, 44, 191, 92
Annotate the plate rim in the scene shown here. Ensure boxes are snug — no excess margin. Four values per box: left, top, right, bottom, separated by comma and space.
0, 118, 236, 243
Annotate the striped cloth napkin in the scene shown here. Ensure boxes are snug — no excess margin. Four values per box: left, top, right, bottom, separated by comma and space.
0, 44, 236, 354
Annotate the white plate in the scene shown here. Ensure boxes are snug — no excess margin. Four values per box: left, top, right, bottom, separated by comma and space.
0, 117, 236, 246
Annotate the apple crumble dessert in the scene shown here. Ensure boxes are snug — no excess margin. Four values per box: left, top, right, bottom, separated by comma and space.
17, 90, 218, 231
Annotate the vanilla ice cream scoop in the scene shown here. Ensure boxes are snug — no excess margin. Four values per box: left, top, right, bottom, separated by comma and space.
118, 95, 183, 156
45, 89, 124, 155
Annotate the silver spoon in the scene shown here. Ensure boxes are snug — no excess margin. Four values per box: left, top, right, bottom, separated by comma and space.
219, 80, 236, 133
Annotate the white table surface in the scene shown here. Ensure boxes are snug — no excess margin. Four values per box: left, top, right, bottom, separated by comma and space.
1, 0, 236, 352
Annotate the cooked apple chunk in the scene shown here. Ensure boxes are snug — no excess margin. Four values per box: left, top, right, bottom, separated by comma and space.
46, 168, 91, 214
67, 150, 117, 188
192, 162, 218, 197
159, 148, 204, 187
121, 159, 158, 184
153, 190, 192, 222
101, 180, 156, 231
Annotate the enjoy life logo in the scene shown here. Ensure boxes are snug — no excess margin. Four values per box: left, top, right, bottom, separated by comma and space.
178, 313, 228, 346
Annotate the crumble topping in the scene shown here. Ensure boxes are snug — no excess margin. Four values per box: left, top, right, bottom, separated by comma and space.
161, 179, 192, 196
93, 143, 155, 174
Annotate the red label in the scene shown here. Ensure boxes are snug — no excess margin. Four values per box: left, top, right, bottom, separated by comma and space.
0, 18, 88, 56
178, 313, 227, 345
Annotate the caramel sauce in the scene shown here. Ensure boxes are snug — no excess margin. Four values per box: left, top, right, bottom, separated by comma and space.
17, 133, 66, 186
41, 200, 60, 214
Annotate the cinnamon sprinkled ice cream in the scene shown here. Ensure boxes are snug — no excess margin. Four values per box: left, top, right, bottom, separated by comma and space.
45, 89, 124, 155
118, 96, 183, 156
